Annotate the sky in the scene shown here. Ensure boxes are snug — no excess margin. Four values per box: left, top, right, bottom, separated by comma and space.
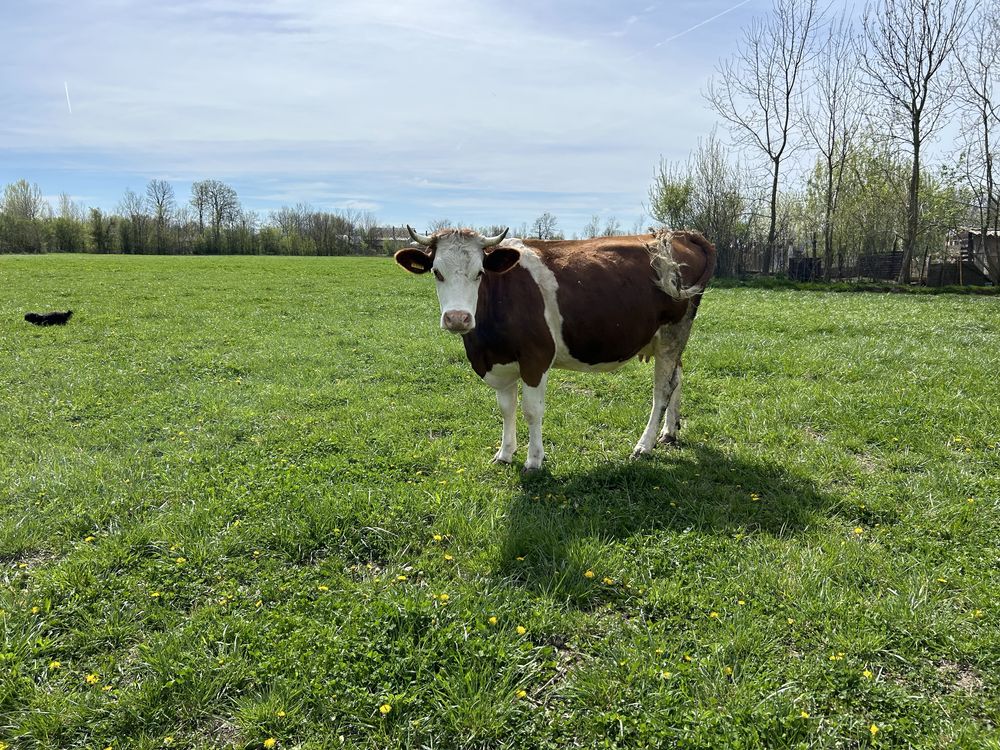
2, 0, 792, 236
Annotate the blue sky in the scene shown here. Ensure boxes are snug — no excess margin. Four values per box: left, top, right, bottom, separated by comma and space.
2, 0, 775, 235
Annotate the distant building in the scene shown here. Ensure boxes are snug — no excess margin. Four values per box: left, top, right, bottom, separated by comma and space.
929, 230, 997, 286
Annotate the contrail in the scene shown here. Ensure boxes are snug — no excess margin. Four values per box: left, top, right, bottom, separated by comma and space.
64, 81, 72, 114
627, 0, 753, 60
655, 0, 753, 45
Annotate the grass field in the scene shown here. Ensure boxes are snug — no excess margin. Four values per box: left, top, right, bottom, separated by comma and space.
1, 254, 998, 749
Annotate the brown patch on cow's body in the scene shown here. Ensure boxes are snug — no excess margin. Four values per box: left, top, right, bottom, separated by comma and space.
518, 234, 712, 367
462, 265, 555, 387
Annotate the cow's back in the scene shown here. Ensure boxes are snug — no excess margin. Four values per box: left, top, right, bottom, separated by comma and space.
519, 234, 707, 368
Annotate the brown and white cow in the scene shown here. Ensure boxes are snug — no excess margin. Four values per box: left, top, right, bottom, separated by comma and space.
395, 226, 716, 470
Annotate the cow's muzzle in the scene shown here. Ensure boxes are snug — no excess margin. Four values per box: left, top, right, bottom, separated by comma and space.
442, 310, 474, 334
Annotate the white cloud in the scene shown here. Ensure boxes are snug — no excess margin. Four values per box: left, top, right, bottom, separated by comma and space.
0, 0, 754, 232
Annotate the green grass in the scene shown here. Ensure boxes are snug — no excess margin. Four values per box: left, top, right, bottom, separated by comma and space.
1, 254, 998, 749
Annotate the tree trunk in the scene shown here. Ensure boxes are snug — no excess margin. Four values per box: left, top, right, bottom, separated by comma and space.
765, 158, 780, 274
898, 122, 921, 283
824, 155, 835, 281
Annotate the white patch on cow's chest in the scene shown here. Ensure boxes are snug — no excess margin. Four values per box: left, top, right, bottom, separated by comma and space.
506, 240, 643, 373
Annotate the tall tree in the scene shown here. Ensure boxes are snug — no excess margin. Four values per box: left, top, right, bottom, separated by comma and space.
861, 0, 970, 282
118, 188, 149, 253
804, 14, 867, 280
706, 0, 821, 273
2, 179, 49, 220
146, 179, 175, 253
955, 2, 1000, 282
531, 212, 559, 239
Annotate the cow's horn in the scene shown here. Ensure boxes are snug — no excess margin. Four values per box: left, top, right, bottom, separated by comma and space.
482, 227, 509, 248
406, 225, 433, 246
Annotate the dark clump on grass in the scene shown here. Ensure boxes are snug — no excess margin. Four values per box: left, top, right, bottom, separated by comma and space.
24, 309, 73, 325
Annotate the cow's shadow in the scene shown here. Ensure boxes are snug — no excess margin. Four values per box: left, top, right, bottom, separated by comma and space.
496, 442, 843, 603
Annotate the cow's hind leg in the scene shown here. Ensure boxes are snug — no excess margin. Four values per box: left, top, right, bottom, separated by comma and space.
632, 313, 694, 458
521, 371, 549, 471
632, 354, 680, 458
657, 364, 682, 446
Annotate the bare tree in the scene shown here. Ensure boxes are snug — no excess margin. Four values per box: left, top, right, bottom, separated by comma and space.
531, 212, 559, 239
199, 180, 240, 251
602, 216, 623, 236
118, 188, 149, 253
146, 179, 175, 253
427, 218, 452, 232
582, 214, 602, 238
955, 2, 1000, 282
804, 13, 868, 280
706, 0, 821, 273
861, 0, 971, 282
190, 180, 210, 232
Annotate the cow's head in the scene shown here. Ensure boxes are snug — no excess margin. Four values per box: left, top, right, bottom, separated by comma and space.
394, 225, 520, 334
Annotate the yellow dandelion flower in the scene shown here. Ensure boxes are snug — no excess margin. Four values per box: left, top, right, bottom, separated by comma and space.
936, 577, 948, 583
49, 660, 61, 669
654, 648, 665, 655
264, 739, 277, 749
433, 534, 442, 542
488, 616, 498, 625
800, 710, 810, 718
516, 625, 527, 635
150, 591, 161, 598
379, 703, 392, 715
516, 556, 525, 561
163, 737, 174, 746
318, 585, 329, 591
277, 710, 286, 717
709, 611, 720, 619
973, 609, 984, 618
584, 570, 595, 579
515, 689, 527, 699
602, 577, 614, 585
660, 670, 673, 679
862, 669, 874, 679
175, 557, 186, 564
438, 593, 449, 603
853, 527, 863, 535
444, 554, 454, 561
85, 673, 100, 685
683, 654, 693, 662
787, 618, 795, 625
84, 536, 96, 543
870, 724, 879, 736
738, 599, 746, 605
724, 666, 733, 676
396, 575, 407, 581
102, 685, 113, 692
31, 606, 40, 614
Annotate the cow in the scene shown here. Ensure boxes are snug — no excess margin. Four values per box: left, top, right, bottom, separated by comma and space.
394, 226, 716, 470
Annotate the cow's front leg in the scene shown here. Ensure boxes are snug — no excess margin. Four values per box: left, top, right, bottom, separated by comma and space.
521, 371, 548, 471
492, 382, 518, 463
485, 363, 520, 464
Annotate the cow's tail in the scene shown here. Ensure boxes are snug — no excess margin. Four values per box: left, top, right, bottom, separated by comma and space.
647, 228, 717, 300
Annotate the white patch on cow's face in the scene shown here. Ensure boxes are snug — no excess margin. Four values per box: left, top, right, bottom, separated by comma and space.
432, 234, 487, 333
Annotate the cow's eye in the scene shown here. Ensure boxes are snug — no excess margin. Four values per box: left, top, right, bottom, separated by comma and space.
433, 269, 444, 282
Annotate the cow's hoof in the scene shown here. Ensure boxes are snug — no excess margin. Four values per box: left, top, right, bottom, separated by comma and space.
492, 452, 514, 465
522, 462, 543, 474
630, 446, 653, 460
657, 434, 679, 447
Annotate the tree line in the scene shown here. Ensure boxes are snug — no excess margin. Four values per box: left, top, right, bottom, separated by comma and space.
0, 178, 403, 256
648, 0, 999, 283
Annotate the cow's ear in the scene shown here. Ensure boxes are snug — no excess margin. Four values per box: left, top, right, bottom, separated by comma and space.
483, 247, 520, 274
394, 247, 434, 274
